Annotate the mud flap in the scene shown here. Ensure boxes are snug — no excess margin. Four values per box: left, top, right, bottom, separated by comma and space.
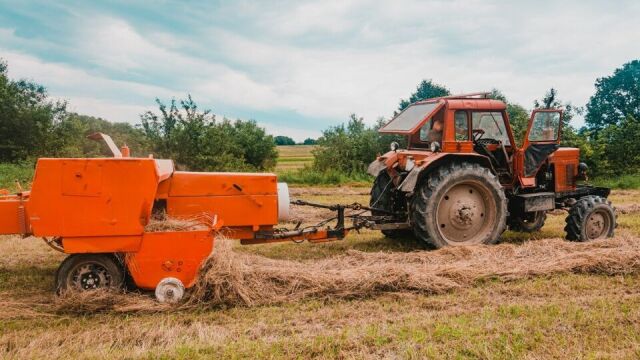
398, 164, 425, 193
367, 159, 388, 177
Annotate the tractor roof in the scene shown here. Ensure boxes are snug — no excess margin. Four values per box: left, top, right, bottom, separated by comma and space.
379, 92, 506, 134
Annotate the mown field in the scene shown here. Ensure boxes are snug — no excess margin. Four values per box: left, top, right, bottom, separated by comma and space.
1, 147, 639, 358
275, 145, 315, 173
1, 186, 640, 359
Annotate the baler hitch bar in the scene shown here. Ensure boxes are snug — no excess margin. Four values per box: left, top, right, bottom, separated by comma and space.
252, 199, 407, 243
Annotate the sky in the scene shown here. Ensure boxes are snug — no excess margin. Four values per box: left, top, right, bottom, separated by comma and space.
1, 1, 639, 141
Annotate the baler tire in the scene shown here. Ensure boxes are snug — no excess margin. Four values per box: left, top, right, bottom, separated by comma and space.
411, 162, 507, 248
369, 171, 412, 239
508, 211, 547, 233
55, 254, 125, 294
564, 196, 616, 241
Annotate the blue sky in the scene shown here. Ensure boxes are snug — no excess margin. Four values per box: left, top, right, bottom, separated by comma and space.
1, 1, 639, 141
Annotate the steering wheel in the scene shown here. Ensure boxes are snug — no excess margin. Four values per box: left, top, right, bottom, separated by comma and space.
472, 129, 485, 143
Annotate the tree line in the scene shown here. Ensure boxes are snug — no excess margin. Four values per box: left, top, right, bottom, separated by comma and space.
0, 59, 277, 172
1, 57, 638, 181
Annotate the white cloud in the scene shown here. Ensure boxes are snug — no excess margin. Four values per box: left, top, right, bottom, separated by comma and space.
2, 0, 640, 140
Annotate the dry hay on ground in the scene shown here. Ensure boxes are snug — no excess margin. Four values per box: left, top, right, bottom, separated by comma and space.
144, 215, 212, 232
190, 232, 640, 307
616, 204, 640, 215
46, 232, 640, 314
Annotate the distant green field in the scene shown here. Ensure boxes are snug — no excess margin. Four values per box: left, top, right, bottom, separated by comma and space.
275, 145, 315, 173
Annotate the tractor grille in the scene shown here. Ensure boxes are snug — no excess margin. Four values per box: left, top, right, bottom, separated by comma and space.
566, 164, 575, 186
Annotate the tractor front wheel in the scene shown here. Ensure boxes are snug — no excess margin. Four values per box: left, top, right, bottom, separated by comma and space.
411, 162, 507, 248
370, 171, 411, 239
55, 254, 125, 293
565, 196, 616, 241
508, 211, 547, 233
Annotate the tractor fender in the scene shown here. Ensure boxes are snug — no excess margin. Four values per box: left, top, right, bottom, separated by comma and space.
398, 153, 495, 193
367, 150, 399, 177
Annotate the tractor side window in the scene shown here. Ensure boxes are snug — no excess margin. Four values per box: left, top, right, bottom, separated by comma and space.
454, 111, 469, 141
472, 112, 511, 146
528, 112, 560, 142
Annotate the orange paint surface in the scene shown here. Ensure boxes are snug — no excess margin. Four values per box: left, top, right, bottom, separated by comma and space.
126, 230, 214, 289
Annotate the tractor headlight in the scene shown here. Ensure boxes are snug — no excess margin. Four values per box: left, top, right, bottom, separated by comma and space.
390, 142, 399, 151
430, 141, 441, 153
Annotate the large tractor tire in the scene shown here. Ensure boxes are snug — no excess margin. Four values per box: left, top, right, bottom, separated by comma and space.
565, 195, 616, 241
508, 211, 547, 233
411, 162, 507, 248
55, 254, 125, 293
370, 171, 411, 238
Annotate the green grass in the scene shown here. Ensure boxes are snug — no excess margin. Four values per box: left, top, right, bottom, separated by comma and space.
593, 173, 640, 189
278, 167, 372, 186
0, 162, 34, 191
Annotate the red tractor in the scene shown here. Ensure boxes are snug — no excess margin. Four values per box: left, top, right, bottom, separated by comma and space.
367, 93, 616, 248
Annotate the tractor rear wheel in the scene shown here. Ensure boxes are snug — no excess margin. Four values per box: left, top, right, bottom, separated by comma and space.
565, 196, 616, 241
370, 171, 411, 238
411, 162, 507, 248
508, 211, 547, 233
55, 254, 124, 293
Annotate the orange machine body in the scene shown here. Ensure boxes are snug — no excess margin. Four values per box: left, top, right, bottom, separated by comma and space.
0, 156, 283, 291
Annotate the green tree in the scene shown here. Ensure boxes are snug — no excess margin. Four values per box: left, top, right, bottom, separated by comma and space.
274, 136, 296, 145
302, 138, 317, 145
313, 114, 388, 174
585, 60, 640, 131
0, 59, 67, 161
140, 95, 276, 171
398, 79, 450, 112
488, 89, 529, 146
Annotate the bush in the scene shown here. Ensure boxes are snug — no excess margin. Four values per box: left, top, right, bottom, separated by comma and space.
0, 162, 34, 191
312, 114, 403, 175
140, 96, 277, 171
278, 166, 372, 186
592, 173, 640, 189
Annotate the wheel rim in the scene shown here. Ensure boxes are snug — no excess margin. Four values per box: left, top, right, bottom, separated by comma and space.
585, 209, 611, 240
436, 180, 496, 245
70, 262, 113, 290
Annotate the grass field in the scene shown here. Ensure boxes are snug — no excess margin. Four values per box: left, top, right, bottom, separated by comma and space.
275, 145, 315, 173
1, 188, 640, 359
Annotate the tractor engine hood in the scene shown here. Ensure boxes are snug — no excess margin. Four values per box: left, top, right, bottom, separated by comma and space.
367, 149, 444, 177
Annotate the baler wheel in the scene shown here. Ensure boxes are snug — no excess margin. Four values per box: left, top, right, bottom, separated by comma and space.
55, 254, 124, 293
565, 195, 616, 241
508, 211, 547, 233
411, 162, 507, 248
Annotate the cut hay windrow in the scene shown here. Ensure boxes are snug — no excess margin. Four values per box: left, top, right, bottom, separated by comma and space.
52, 232, 640, 313
189, 233, 640, 307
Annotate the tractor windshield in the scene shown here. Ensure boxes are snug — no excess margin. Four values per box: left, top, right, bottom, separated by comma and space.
379, 102, 441, 133
472, 112, 511, 146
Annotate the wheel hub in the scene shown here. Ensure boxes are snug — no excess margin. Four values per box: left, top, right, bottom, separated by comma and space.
437, 182, 493, 244
586, 211, 607, 239
73, 264, 111, 290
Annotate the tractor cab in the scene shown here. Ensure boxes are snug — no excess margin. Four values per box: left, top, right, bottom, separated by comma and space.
378, 93, 518, 184
376, 93, 566, 188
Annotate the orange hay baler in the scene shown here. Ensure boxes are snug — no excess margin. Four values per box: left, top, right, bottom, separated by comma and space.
0, 134, 361, 302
